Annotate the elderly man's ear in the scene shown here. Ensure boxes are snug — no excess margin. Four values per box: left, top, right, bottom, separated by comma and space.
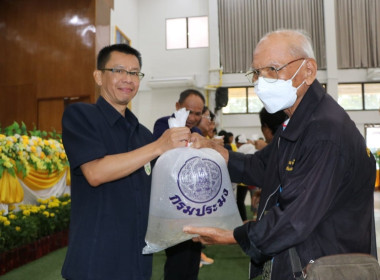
305, 58, 318, 86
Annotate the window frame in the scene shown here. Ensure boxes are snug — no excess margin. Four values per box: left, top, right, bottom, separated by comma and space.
222, 86, 260, 115
165, 16, 209, 50
337, 82, 380, 111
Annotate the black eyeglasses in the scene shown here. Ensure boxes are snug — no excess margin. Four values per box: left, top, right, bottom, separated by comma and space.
245, 58, 305, 84
100, 68, 145, 80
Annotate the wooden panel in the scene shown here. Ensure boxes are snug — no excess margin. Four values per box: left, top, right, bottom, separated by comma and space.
37, 96, 91, 133
37, 99, 65, 133
0, 0, 109, 131
0, 84, 37, 129
34, 0, 97, 99
63, 96, 92, 108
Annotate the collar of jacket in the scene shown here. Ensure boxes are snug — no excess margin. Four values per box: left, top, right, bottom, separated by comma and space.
280, 80, 326, 142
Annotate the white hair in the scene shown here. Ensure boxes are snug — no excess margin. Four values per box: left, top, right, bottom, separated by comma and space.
261, 29, 316, 59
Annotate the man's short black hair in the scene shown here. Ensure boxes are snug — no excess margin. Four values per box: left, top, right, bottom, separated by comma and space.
178, 89, 205, 105
259, 107, 288, 135
97, 44, 142, 69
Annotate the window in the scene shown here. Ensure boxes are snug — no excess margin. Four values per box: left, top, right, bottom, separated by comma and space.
222, 87, 262, 114
166, 16, 209, 50
337, 84, 363, 110
365, 124, 380, 168
364, 84, 380, 110
338, 83, 380, 111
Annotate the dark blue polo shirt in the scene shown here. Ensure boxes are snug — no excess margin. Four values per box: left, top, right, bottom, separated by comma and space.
61, 96, 153, 280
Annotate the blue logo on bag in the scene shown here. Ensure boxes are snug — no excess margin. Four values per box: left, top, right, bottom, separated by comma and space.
177, 156, 222, 203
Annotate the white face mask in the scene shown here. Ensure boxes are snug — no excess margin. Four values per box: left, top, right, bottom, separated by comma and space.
255, 59, 306, 114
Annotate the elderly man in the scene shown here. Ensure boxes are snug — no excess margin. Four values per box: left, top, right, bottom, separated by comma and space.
185, 29, 376, 280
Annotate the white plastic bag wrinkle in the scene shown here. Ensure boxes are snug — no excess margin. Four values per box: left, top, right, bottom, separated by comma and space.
143, 147, 243, 254
168, 107, 189, 128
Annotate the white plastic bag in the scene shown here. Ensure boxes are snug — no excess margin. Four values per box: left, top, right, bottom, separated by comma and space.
143, 147, 243, 254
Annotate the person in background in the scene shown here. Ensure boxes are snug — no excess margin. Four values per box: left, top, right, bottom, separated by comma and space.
227, 132, 238, 151
197, 106, 223, 147
246, 108, 288, 219
185, 29, 376, 280
207, 111, 217, 139
217, 130, 228, 148
235, 134, 257, 221
153, 89, 204, 140
210, 127, 218, 139
253, 107, 288, 151
61, 44, 190, 280
197, 106, 214, 138
153, 89, 204, 280
218, 130, 237, 151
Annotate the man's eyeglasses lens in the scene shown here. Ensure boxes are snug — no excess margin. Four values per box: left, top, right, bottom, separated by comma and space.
245, 68, 278, 84
100, 68, 145, 80
245, 58, 305, 84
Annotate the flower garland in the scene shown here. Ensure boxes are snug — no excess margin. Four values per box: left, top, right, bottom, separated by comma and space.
0, 122, 68, 179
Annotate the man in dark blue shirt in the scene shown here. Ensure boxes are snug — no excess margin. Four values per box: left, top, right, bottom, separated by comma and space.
153, 89, 204, 280
153, 89, 204, 140
61, 44, 190, 280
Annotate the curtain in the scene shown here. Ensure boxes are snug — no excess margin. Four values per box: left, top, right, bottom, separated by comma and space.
335, 0, 380, 68
218, 0, 326, 73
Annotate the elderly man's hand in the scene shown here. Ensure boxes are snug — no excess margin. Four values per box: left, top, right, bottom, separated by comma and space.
183, 226, 236, 245
190, 133, 229, 162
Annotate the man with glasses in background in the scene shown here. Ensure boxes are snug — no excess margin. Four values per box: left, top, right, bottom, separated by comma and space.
185, 29, 376, 280
153, 88, 205, 280
61, 44, 191, 280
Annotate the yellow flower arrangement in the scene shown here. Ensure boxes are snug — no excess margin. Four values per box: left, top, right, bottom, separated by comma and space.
0, 122, 69, 179
0, 194, 71, 253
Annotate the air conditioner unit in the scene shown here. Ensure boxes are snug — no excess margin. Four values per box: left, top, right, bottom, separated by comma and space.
367, 68, 380, 81
147, 76, 195, 88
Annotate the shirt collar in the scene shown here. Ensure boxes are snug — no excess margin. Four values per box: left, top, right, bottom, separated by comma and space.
96, 96, 139, 128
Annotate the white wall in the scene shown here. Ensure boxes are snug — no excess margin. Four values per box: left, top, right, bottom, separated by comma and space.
111, 0, 380, 140
132, 0, 210, 131
110, 0, 139, 48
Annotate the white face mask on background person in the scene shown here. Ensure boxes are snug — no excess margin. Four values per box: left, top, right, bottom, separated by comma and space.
254, 59, 306, 114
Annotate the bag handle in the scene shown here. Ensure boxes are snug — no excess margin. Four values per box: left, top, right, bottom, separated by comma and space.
289, 247, 306, 280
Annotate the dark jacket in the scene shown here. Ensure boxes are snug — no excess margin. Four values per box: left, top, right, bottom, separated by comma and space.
229, 80, 377, 279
